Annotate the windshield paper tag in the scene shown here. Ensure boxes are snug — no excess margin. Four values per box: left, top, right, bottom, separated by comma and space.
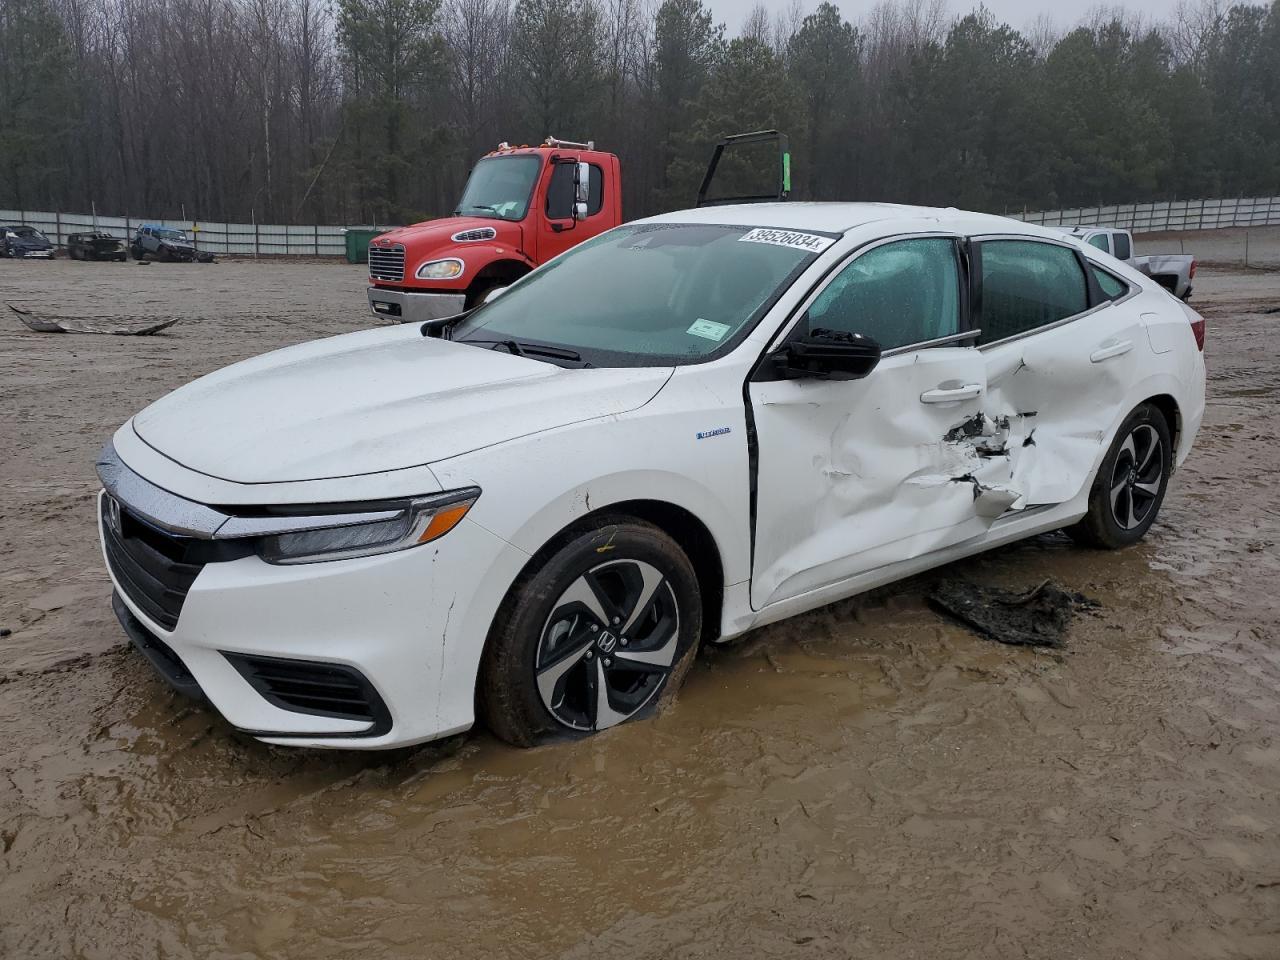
687, 318, 730, 341
738, 228, 835, 253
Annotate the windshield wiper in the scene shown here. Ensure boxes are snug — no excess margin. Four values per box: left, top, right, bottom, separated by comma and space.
460, 338, 586, 365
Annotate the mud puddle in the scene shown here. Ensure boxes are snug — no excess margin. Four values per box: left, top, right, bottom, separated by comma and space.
2, 263, 1279, 958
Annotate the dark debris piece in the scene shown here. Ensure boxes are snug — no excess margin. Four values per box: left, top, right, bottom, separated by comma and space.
927, 579, 1100, 648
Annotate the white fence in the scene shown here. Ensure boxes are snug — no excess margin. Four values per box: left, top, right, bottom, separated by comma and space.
1012, 195, 1280, 233
0, 209, 392, 257
6, 195, 1280, 256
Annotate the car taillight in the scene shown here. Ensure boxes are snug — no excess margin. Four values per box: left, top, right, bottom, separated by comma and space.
1190, 313, 1205, 351
1189, 259, 1197, 280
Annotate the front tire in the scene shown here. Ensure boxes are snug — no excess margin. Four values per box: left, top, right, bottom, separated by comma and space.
480, 519, 702, 747
1067, 403, 1172, 549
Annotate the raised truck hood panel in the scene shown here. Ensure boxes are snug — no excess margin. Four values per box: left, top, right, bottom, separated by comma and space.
132, 324, 672, 484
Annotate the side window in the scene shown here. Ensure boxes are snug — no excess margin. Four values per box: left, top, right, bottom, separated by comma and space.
588, 164, 603, 216
1091, 264, 1130, 302
547, 162, 604, 219
545, 163, 575, 220
977, 240, 1088, 345
805, 238, 960, 350
1112, 232, 1131, 260
1087, 233, 1110, 253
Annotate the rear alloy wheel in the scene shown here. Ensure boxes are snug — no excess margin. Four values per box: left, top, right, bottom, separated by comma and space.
481, 519, 701, 746
1067, 403, 1172, 549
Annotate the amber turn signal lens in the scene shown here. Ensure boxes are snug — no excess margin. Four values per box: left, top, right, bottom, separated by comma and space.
419, 502, 474, 543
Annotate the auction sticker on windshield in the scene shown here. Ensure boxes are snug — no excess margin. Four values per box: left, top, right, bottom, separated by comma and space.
738, 228, 835, 253
687, 318, 731, 341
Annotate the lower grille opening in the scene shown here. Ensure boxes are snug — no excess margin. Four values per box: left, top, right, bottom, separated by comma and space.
223, 652, 391, 736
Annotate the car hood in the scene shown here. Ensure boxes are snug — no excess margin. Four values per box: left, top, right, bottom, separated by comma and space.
373, 216, 523, 258
131, 324, 672, 485
10, 236, 51, 249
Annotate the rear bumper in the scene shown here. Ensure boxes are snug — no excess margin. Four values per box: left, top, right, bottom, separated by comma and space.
367, 286, 466, 324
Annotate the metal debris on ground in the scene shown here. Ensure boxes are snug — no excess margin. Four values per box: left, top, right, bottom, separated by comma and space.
7, 302, 180, 336
927, 578, 1100, 648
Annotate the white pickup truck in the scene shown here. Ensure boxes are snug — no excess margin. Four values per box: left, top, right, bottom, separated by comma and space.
1056, 226, 1196, 301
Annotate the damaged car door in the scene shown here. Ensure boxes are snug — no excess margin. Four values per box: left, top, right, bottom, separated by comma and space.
748, 235, 1025, 610
971, 236, 1144, 506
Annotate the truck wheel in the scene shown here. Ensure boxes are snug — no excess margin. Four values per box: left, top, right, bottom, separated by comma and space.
1066, 403, 1172, 550
464, 281, 502, 311
480, 518, 702, 747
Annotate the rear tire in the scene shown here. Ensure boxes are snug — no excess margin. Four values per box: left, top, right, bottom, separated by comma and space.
1066, 403, 1172, 549
479, 518, 702, 747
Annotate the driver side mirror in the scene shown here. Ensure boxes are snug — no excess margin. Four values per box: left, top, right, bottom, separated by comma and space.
772, 326, 881, 381
573, 161, 590, 221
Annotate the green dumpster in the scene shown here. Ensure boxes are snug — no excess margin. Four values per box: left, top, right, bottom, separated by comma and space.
344, 228, 384, 264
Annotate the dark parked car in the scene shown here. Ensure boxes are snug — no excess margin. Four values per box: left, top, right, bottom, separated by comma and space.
2, 225, 56, 258
130, 224, 211, 262
68, 231, 127, 261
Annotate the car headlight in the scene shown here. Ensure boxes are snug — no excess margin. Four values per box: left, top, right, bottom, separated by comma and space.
258, 488, 480, 565
416, 258, 464, 280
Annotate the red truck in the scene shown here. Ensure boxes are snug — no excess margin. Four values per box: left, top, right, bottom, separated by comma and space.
365, 130, 791, 323
366, 137, 622, 323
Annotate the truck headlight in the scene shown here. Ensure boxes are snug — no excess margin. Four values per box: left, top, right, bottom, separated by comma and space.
258, 488, 480, 565
416, 258, 464, 280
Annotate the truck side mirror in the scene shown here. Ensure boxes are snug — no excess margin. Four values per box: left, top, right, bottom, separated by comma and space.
573, 161, 590, 221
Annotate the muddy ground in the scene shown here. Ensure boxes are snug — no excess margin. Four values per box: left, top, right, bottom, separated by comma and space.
1, 256, 1278, 959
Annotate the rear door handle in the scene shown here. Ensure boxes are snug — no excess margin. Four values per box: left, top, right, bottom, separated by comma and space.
920, 383, 983, 403
1090, 339, 1134, 363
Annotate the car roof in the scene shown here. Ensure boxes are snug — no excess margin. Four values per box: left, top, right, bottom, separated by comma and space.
640, 201, 1068, 240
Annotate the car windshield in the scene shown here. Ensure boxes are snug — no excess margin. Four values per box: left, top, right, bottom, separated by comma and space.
452, 222, 830, 365
156, 228, 187, 240
455, 155, 541, 221
13, 226, 44, 240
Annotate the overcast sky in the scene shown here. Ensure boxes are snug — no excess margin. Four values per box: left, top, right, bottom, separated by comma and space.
708, 0, 1183, 36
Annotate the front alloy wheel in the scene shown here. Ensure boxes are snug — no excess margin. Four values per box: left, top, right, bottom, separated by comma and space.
481, 519, 702, 747
535, 559, 681, 732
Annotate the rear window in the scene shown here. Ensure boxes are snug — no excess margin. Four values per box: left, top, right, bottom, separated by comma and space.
978, 240, 1088, 345
1091, 264, 1130, 302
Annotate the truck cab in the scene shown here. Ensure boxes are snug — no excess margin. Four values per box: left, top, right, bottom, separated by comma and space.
367, 138, 623, 323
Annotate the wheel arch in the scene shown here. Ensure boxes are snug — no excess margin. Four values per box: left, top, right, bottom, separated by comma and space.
1143, 393, 1181, 456
493, 499, 726, 648
465, 257, 532, 305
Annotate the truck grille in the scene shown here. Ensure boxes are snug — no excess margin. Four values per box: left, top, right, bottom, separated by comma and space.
101, 494, 204, 631
368, 243, 405, 282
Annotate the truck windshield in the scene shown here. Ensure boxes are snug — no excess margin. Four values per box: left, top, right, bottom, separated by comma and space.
453, 222, 828, 366
455, 155, 541, 221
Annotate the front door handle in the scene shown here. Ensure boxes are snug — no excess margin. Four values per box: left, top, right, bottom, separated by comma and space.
920, 383, 983, 404
1090, 339, 1134, 363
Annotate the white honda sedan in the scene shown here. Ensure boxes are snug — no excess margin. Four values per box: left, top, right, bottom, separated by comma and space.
98, 204, 1206, 749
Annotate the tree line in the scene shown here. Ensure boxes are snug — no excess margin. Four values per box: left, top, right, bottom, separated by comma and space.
1, 0, 1278, 225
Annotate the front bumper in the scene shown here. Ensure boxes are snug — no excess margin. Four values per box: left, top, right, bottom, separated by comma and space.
97, 458, 526, 749
14, 248, 54, 258
367, 286, 466, 324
